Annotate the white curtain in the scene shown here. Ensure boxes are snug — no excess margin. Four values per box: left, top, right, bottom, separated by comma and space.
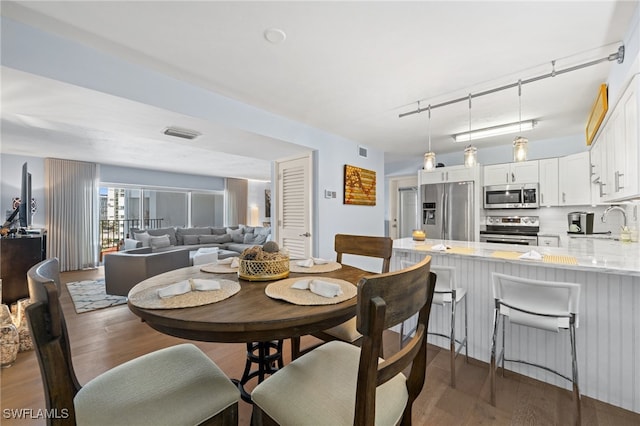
45, 158, 99, 272
226, 178, 247, 225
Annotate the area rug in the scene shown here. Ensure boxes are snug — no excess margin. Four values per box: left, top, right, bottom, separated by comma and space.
66, 279, 127, 314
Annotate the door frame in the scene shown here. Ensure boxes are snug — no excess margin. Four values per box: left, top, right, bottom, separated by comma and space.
388, 175, 419, 240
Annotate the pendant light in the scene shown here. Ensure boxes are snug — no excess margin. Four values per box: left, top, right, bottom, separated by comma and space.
464, 94, 477, 167
423, 103, 436, 171
513, 79, 529, 162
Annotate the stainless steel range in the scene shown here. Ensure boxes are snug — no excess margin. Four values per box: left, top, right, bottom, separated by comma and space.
480, 216, 539, 246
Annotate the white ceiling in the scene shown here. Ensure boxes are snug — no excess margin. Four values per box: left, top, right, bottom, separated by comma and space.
1, 1, 636, 180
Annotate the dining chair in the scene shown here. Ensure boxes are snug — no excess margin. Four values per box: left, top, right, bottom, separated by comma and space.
400, 262, 468, 388
291, 233, 393, 359
252, 255, 436, 426
25, 258, 240, 426
490, 272, 581, 424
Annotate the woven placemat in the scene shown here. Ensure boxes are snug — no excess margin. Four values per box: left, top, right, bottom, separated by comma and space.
129, 279, 240, 309
289, 260, 343, 274
543, 255, 578, 265
200, 263, 239, 274
265, 277, 356, 305
491, 251, 523, 260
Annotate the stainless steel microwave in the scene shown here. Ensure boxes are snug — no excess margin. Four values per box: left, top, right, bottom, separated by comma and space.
483, 183, 539, 209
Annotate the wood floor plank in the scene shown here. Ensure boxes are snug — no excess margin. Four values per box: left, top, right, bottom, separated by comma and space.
1, 266, 638, 425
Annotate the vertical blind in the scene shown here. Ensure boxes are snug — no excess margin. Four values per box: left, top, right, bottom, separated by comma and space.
45, 158, 99, 271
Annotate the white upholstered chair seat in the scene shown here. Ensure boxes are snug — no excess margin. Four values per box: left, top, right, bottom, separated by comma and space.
251, 341, 408, 426
322, 317, 362, 342
433, 287, 466, 305
74, 343, 240, 426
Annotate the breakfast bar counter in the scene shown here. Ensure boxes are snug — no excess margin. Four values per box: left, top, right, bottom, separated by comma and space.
392, 237, 640, 413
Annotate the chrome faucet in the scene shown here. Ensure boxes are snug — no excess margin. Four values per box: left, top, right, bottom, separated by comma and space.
601, 205, 627, 228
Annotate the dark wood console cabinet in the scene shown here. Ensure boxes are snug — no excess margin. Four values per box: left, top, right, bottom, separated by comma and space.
1, 235, 46, 306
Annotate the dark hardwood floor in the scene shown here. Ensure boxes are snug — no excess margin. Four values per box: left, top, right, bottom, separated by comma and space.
2, 267, 638, 425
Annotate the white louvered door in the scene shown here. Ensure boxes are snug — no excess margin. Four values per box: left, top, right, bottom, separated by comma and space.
276, 155, 312, 259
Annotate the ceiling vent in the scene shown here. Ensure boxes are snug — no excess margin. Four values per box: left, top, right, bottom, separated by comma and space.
163, 126, 201, 140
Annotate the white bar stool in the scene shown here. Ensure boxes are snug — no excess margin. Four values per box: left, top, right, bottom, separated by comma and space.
401, 262, 468, 388
490, 272, 581, 424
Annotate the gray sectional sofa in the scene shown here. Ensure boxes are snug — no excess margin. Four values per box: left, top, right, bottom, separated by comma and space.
104, 225, 271, 296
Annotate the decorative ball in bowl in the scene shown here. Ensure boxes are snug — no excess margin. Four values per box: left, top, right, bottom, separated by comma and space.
238, 244, 290, 281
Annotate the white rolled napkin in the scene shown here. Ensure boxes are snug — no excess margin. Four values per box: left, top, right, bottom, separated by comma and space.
230, 257, 240, 268
217, 257, 234, 264
296, 258, 314, 268
291, 279, 343, 298
430, 243, 449, 251
312, 257, 329, 265
158, 278, 221, 298
519, 250, 542, 260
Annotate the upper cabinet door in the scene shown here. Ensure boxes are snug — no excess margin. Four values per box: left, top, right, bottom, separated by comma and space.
559, 152, 591, 205
511, 161, 539, 184
483, 161, 538, 186
483, 164, 511, 185
538, 158, 559, 206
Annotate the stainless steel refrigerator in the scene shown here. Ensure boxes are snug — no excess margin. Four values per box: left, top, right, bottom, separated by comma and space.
421, 181, 475, 241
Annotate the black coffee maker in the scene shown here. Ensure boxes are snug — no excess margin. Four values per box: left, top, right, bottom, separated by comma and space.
567, 212, 594, 234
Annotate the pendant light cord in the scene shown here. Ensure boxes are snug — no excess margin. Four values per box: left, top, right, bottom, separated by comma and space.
518, 79, 522, 134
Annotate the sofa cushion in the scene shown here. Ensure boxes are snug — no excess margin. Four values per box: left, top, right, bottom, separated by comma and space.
210, 227, 227, 236
243, 232, 267, 245
149, 234, 172, 250
200, 234, 232, 244
227, 227, 244, 243
176, 227, 211, 245
183, 235, 203, 245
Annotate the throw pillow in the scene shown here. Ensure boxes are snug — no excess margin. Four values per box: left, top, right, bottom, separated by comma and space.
133, 231, 151, 247
254, 226, 271, 236
149, 234, 172, 250
243, 232, 267, 245
227, 227, 244, 243
199, 234, 232, 244
183, 234, 201, 245
146, 227, 177, 246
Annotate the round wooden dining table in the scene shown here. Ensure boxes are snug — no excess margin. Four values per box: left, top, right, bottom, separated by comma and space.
127, 262, 369, 402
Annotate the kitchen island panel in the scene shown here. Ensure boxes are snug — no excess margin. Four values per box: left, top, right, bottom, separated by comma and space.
393, 244, 640, 413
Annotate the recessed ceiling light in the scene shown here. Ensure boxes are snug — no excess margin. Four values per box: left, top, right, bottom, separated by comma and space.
264, 28, 286, 44
163, 126, 201, 140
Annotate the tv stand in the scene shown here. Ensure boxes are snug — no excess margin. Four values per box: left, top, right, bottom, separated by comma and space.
0, 235, 46, 306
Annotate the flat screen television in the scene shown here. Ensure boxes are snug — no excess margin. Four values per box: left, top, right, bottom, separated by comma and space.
19, 162, 32, 228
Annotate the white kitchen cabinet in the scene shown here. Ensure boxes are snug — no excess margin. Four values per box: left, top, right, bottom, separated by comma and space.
590, 131, 608, 203
558, 151, 591, 205
538, 158, 559, 206
419, 165, 479, 185
590, 74, 639, 202
483, 160, 539, 186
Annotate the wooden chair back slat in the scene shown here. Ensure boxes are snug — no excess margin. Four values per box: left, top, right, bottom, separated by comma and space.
334, 234, 393, 273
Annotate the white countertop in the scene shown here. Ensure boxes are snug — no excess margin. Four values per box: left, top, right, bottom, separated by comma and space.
393, 237, 640, 276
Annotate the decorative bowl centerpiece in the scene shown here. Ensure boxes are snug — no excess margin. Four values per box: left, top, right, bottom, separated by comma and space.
238, 242, 290, 281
